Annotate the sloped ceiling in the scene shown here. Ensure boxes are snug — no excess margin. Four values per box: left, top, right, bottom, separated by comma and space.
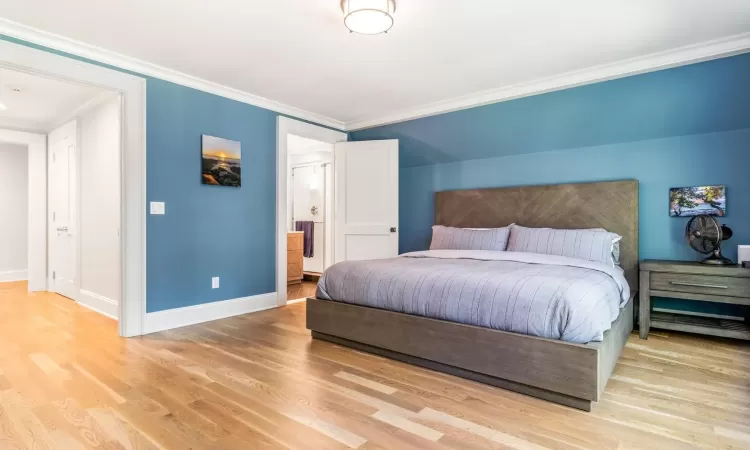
351, 53, 750, 167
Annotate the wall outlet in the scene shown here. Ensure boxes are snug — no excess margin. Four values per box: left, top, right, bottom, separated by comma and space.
212, 277, 220, 289
150, 201, 166, 215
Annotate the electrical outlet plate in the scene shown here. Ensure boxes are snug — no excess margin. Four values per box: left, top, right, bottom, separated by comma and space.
150, 201, 166, 215
212, 277, 220, 289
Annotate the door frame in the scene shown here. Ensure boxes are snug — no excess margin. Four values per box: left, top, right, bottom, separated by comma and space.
0, 129, 46, 290
276, 117, 346, 306
0, 40, 146, 337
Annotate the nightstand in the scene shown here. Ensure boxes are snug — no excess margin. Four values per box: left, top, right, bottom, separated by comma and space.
639, 260, 750, 340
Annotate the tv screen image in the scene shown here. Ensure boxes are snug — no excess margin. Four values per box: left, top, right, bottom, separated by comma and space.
669, 185, 726, 217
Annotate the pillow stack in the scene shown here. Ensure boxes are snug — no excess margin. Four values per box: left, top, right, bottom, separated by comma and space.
430, 225, 511, 252
507, 225, 622, 267
429, 224, 622, 267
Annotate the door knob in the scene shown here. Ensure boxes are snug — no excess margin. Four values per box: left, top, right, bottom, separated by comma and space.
390, 227, 398, 233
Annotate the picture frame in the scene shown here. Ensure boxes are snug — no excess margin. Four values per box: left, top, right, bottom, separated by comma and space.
201, 135, 241, 187
669, 185, 726, 217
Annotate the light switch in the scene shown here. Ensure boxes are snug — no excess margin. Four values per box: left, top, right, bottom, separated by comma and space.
150, 201, 165, 215
212, 277, 220, 289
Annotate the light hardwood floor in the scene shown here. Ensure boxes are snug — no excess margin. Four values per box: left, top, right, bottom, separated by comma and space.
287, 281, 317, 301
1, 280, 749, 449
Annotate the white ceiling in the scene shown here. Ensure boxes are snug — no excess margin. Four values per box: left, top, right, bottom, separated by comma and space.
0, 67, 109, 132
1, 1, 749, 130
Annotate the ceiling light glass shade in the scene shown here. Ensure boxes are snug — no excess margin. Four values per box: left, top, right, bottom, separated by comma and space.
0, 102, 6, 111
341, 0, 396, 35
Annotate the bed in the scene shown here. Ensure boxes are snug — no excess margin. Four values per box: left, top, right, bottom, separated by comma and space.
307, 180, 638, 411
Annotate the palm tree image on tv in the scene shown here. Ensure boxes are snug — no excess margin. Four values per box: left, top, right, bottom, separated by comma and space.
669, 185, 726, 217
202, 135, 241, 187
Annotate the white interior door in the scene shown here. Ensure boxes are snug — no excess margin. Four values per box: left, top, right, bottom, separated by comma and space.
49, 123, 78, 300
334, 140, 398, 263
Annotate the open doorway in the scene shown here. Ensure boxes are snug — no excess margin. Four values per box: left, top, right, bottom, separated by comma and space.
0, 66, 122, 319
276, 118, 401, 306
287, 134, 334, 301
0, 141, 28, 284
276, 117, 347, 306
1, 39, 145, 337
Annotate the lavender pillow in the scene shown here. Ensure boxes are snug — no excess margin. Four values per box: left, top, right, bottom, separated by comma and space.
508, 225, 622, 267
430, 225, 511, 251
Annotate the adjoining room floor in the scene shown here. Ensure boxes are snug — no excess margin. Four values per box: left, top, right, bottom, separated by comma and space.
1, 280, 749, 449
287, 280, 317, 301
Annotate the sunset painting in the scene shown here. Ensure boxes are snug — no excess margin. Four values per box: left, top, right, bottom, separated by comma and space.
202, 135, 241, 187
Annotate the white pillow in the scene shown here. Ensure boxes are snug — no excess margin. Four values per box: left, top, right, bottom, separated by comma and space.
430, 225, 511, 251
507, 225, 622, 267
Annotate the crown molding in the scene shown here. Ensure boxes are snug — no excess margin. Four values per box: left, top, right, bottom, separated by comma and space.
346, 32, 750, 131
4, 17, 749, 134
0, 18, 347, 131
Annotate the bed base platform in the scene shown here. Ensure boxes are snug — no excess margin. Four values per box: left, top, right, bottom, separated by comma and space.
307, 295, 634, 412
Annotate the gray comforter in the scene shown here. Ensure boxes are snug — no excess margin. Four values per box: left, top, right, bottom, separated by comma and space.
316, 250, 630, 343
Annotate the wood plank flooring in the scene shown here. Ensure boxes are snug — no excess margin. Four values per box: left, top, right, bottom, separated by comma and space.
287, 281, 317, 301
1, 280, 749, 449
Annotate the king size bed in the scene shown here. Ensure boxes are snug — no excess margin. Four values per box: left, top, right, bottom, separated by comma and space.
306, 180, 638, 411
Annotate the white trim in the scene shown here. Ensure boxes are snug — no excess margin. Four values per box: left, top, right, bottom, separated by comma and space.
143, 292, 278, 334
0, 39, 147, 337
0, 128, 46, 292
276, 117, 347, 307
0, 18, 346, 131
347, 32, 750, 130
3, 18, 748, 133
286, 297, 307, 305
653, 307, 744, 322
50, 90, 120, 132
78, 289, 118, 319
0, 270, 28, 283
0, 118, 47, 134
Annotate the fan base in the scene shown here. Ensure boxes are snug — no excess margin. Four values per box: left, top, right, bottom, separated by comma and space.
701, 253, 735, 265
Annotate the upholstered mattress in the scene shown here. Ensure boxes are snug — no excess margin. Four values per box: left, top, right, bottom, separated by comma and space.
316, 250, 630, 343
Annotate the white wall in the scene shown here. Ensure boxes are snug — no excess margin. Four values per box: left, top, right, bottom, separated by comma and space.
287, 150, 334, 230
79, 96, 121, 306
0, 143, 29, 282
292, 164, 327, 273
288, 146, 334, 274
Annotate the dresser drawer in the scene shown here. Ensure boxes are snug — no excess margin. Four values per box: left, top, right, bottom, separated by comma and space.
287, 259, 303, 281
651, 272, 750, 298
288, 233, 304, 251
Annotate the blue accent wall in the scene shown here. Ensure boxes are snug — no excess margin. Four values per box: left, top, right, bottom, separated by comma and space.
1, 35, 333, 312
352, 53, 750, 317
145, 80, 277, 312
395, 132, 750, 261
353, 53, 750, 168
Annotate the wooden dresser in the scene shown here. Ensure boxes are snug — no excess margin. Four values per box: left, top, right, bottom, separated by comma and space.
287, 232, 304, 285
639, 260, 750, 340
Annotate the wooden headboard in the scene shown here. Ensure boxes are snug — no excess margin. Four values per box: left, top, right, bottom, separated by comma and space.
435, 180, 639, 290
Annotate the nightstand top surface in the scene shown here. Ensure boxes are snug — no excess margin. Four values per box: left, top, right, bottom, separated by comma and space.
641, 259, 750, 277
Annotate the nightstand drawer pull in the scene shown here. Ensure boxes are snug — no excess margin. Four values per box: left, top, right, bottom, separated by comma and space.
669, 281, 728, 289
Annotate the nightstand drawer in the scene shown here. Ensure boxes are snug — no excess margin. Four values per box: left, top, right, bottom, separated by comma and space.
651, 272, 750, 298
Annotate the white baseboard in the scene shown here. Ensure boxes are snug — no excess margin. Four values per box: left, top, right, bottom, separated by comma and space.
143, 292, 278, 335
78, 289, 118, 320
0, 270, 28, 283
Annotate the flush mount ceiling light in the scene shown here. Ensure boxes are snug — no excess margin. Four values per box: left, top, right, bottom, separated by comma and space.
341, 0, 396, 35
